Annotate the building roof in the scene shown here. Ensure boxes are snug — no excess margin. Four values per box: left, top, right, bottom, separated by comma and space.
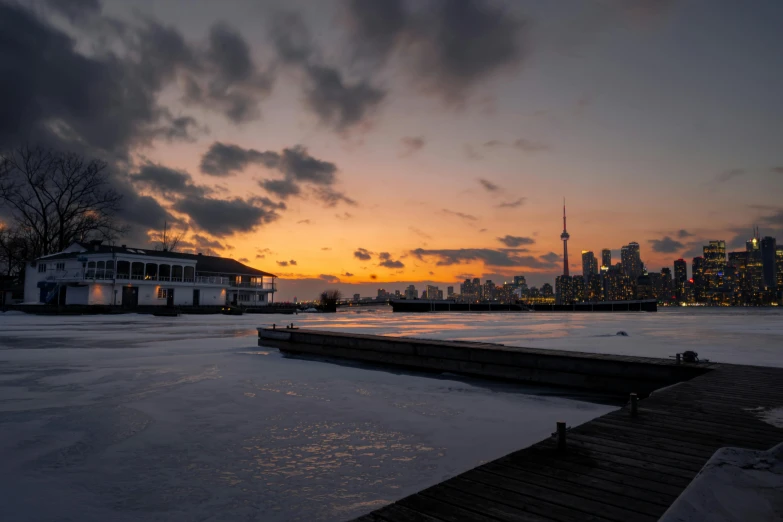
38, 242, 276, 277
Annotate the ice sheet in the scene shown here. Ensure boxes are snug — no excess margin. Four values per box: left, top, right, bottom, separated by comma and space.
0, 311, 618, 522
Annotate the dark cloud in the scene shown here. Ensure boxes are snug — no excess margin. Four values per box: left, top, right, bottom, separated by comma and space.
200, 142, 279, 176
345, 0, 526, 103
483, 140, 504, 148
409, 227, 432, 240
342, 272, 354, 277
497, 235, 535, 247
277, 260, 289, 267
649, 236, 685, 253
716, 168, 745, 182
272, 11, 385, 132
442, 209, 478, 221
182, 23, 274, 123
411, 248, 557, 268
131, 163, 208, 197
540, 252, 560, 263
255, 254, 266, 259
191, 234, 225, 250
260, 177, 302, 199
278, 146, 337, 184
513, 139, 549, 153
321, 247, 331, 250
379, 252, 405, 269
238, 257, 249, 263
172, 195, 281, 235
112, 177, 177, 233
369, 274, 378, 280
289, 259, 298, 265
298, 219, 312, 225
496, 198, 526, 209
478, 178, 500, 192
313, 187, 357, 207
677, 229, 693, 238
45, 0, 101, 23
335, 212, 353, 220
320, 274, 341, 283
772, 167, 783, 174
302, 65, 386, 131
354, 248, 372, 261
400, 136, 426, 156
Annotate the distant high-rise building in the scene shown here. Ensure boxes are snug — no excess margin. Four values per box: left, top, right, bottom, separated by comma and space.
703, 240, 726, 297
555, 275, 573, 304
353, 293, 361, 302
560, 200, 570, 276
425, 285, 441, 300
447, 286, 454, 298
760, 236, 777, 290
661, 267, 673, 302
621, 242, 642, 280
776, 247, 783, 298
601, 249, 612, 269
513, 275, 526, 287
746, 228, 764, 298
581, 251, 598, 281
692, 257, 706, 302
484, 280, 495, 300
674, 259, 687, 300
541, 283, 553, 297
404, 285, 417, 300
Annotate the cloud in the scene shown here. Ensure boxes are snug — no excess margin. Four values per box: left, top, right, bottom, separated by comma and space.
483, 140, 504, 148
478, 178, 500, 192
191, 234, 225, 250
716, 168, 745, 182
172, 196, 281, 235
314, 187, 357, 208
496, 198, 526, 209
182, 23, 274, 123
677, 229, 693, 238
354, 248, 372, 261
409, 227, 432, 240
260, 177, 302, 199
298, 219, 312, 225
321, 247, 331, 250
464, 144, 484, 160
649, 236, 685, 253
345, 0, 526, 104
540, 252, 560, 263
131, 163, 208, 197
335, 212, 353, 219
319, 274, 341, 283
379, 252, 405, 269
238, 257, 249, 263
442, 209, 478, 221
400, 136, 426, 156
513, 139, 549, 153
290, 259, 298, 265
277, 260, 289, 267
255, 254, 266, 259
411, 248, 557, 268
271, 11, 385, 132
497, 235, 535, 247
199, 142, 279, 176
342, 272, 354, 277
369, 274, 378, 280
772, 167, 783, 174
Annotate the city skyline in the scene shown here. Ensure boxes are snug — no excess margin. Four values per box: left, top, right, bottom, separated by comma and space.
1, 0, 782, 302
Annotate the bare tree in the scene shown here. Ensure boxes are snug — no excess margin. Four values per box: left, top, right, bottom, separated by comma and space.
151, 220, 187, 252
0, 224, 31, 278
0, 145, 126, 257
319, 289, 342, 313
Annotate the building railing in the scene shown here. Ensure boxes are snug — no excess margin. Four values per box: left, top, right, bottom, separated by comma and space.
46, 272, 275, 291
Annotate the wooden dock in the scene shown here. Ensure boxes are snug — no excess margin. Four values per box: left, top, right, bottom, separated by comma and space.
354, 363, 783, 522
256, 328, 783, 521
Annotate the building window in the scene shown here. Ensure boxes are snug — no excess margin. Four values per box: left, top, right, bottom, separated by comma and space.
38, 264, 46, 273
56, 262, 65, 271
157, 288, 167, 299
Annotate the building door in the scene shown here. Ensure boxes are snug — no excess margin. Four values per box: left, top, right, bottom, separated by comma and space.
122, 286, 139, 308
193, 289, 200, 306
166, 288, 175, 307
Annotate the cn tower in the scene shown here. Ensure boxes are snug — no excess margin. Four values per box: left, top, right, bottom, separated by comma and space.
560, 199, 570, 276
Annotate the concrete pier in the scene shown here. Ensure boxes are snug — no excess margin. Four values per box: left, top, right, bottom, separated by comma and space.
257, 328, 713, 395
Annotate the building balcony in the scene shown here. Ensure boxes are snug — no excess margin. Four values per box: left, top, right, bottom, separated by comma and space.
46, 272, 275, 292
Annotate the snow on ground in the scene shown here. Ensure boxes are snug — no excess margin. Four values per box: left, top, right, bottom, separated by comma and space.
0, 312, 615, 522
0, 307, 780, 521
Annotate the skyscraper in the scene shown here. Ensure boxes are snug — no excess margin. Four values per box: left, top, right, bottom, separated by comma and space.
703, 240, 726, 295
581, 250, 598, 281
560, 200, 570, 276
760, 236, 777, 290
776, 247, 783, 298
601, 249, 611, 269
621, 242, 642, 280
746, 228, 763, 297
674, 259, 687, 301
661, 267, 673, 302
692, 257, 706, 302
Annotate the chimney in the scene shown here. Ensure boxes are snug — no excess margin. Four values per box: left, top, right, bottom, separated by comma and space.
89, 239, 103, 251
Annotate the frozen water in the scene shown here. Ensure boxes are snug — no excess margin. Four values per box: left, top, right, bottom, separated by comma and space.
0, 307, 780, 521
0, 311, 615, 522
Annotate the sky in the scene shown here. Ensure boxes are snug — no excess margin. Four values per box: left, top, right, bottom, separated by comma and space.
1, 0, 782, 300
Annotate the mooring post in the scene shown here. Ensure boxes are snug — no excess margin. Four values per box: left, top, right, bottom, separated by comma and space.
272, 323, 276, 330
676, 353, 681, 364
630, 393, 638, 417
556, 421, 567, 451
